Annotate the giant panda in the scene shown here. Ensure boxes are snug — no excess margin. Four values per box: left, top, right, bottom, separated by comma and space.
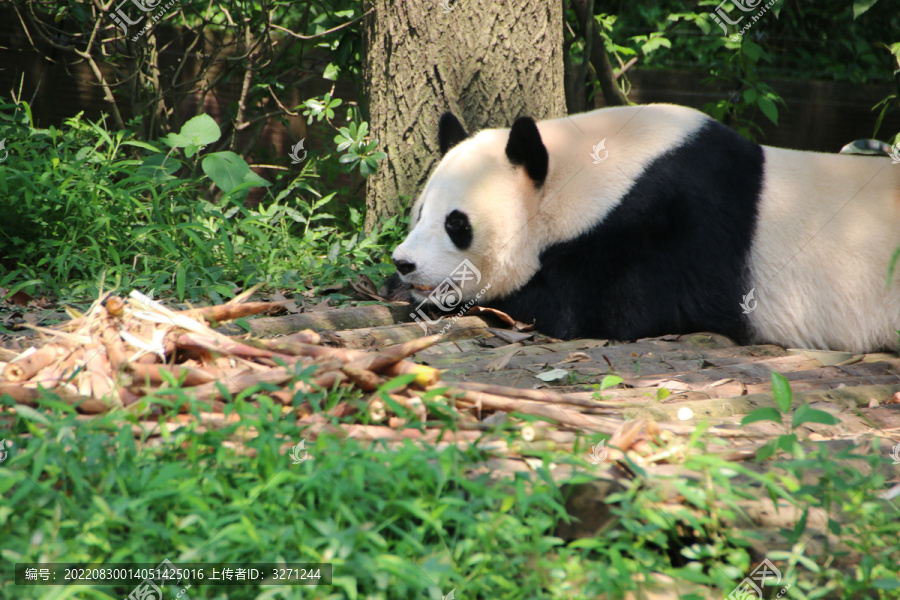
390, 104, 900, 353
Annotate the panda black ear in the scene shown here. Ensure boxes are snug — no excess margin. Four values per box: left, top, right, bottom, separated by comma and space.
505, 116, 548, 186
438, 113, 469, 155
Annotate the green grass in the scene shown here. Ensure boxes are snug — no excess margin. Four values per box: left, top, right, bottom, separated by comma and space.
2, 373, 900, 599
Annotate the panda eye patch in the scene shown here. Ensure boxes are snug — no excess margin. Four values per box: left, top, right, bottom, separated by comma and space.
444, 210, 473, 249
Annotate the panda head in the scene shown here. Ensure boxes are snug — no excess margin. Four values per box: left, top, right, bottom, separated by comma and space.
391, 112, 550, 306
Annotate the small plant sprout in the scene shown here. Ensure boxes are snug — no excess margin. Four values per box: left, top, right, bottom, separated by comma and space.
334, 121, 387, 177
741, 371, 838, 458
150, 114, 271, 201
590, 374, 623, 399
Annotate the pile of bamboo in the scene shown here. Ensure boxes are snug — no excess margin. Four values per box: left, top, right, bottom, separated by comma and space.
0, 291, 729, 448
0, 290, 762, 466
0, 290, 442, 415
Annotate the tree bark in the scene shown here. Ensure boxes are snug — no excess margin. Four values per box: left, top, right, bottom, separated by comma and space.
363, 0, 566, 231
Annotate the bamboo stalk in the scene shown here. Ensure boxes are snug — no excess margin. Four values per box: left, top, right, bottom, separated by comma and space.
313, 370, 348, 388
4, 346, 60, 382
341, 365, 384, 391
368, 397, 387, 422
452, 388, 623, 434
278, 329, 322, 345
250, 333, 441, 366
127, 363, 216, 386
447, 380, 624, 409
174, 333, 294, 362
0, 384, 40, 404
161, 367, 294, 402
100, 325, 128, 371
178, 301, 281, 324
388, 393, 427, 422
382, 361, 441, 387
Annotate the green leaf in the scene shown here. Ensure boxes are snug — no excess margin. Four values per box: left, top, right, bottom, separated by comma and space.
641, 36, 671, 55
175, 264, 186, 300
792, 403, 839, 428
323, 63, 340, 81
377, 374, 417, 393
827, 517, 841, 535
163, 114, 221, 151
872, 579, 900, 590
600, 375, 623, 391
741, 40, 763, 62
136, 153, 181, 182
776, 433, 798, 453
13, 403, 51, 425
771, 371, 792, 412
756, 439, 777, 460
201, 151, 269, 194
853, 0, 881, 19
887, 246, 900, 285
741, 407, 783, 426
792, 506, 809, 538
757, 96, 779, 125
243, 169, 270, 187
122, 140, 162, 152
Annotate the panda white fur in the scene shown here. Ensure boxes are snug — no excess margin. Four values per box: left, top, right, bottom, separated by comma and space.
391, 104, 900, 353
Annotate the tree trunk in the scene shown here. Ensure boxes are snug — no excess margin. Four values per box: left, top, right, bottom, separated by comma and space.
363, 0, 566, 231
569, 0, 630, 109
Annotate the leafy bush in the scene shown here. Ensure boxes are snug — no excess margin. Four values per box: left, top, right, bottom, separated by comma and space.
0, 101, 398, 303
568, 1, 900, 140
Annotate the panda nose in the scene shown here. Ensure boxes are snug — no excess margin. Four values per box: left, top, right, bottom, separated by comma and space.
393, 257, 416, 275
